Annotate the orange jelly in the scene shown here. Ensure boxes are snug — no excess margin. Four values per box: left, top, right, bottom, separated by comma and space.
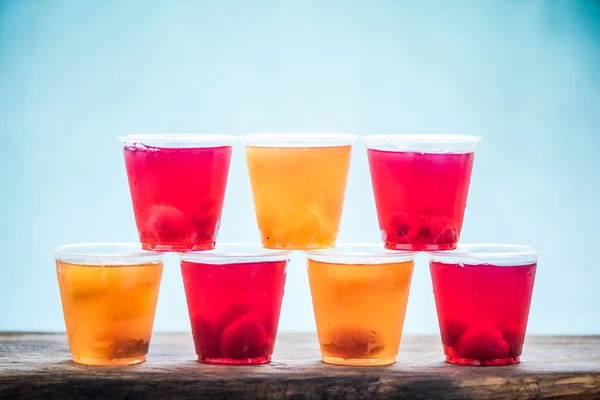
245, 145, 352, 250
307, 256, 414, 366
56, 261, 163, 365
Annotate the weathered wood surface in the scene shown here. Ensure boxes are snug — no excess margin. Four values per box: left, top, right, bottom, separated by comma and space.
0, 333, 599, 399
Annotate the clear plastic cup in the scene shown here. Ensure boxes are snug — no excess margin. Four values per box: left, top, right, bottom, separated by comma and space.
119, 134, 236, 252
304, 244, 416, 366
54, 243, 164, 366
428, 244, 540, 366
179, 244, 292, 365
363, 134, 480, 251
243, 133, 357, 250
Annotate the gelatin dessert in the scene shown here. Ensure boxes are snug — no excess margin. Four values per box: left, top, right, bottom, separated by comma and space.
429, 245, 539, 366
180, 245, 290, 365
243, 133, 355, 250
120, 134, 235, 252
364, 134, 480, 251
54, 244, 164, 366
305, 245, 415, 366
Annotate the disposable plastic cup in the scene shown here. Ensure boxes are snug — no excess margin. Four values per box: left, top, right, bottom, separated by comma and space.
119, 134, 236, 252
304, 244, 416, 366
54, 243, 164, 366
428, 244, 540, 366
243, 133, 356, 250
179, 244, 292, 365
363, 134, 480, 251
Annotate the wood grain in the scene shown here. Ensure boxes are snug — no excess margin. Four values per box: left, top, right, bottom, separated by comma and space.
0, 333, 599, 399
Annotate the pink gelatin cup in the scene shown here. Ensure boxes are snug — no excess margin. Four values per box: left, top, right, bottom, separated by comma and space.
363, 134, 480, 251
120, 134, 236, 252
428, 244, 540, 366
179, 244, 292, 365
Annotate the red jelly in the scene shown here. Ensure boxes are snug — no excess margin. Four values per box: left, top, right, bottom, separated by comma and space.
180, 247, 289, 365
363, 135, 479, 251
121, 135, 234, 252
429, 246, 538, 366
367, 149, 475, 251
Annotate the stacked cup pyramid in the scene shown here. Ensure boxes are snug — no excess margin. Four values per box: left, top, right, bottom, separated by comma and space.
52, 133, 540, 367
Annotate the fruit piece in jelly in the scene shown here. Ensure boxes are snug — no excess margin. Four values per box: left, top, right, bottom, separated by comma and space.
408, 222, 429, 243
426, 216, 458, 244
270, 201, 332, 248
434, 227, 458, 245
217, 301, 250, 330
301, 204, 330, 237
323, 327, 385, 358
455, 326, 510, 361
145, 205, 195, 243
64, 269, 107, 301
410, 216, 441, 243
388, 212, 413, 243
440, 319, 467, 348
387, 212, 436, 244
108, 337, 149, 359
191, 314, 222, 358
220, 312, 269, 360
388, 213, 457, 245
503, 328, 525, 358
193, 198, 219, 240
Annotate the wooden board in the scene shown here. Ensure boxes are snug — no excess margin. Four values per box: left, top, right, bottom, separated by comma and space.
0, 333, 599, 399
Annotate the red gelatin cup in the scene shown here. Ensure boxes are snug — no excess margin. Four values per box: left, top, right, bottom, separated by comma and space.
428, 245, 540, 366
179, 244, 291, 365
363, 135, 480, 251
120, 134, 236, 252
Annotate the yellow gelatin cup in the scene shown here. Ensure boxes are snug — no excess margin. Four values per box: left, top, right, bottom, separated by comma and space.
53, 243, 164, 366
243, 133, 356, 250
305, 244, 416, 366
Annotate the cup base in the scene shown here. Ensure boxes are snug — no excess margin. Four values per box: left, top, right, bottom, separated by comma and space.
141, 242, 215, 252
445, 355, 520, 366
198, 355, 271, 365
322, 355, 396, 366
385, 242, 457, 251
71, 354, 147, 366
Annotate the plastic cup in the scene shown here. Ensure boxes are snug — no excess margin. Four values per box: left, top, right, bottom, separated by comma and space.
243, 133, 356, 250
428, 244, 540, 366
179, 244, 291, 365
363, 134, 480, 251
304, 244, 416, 366
119, 134, 236, 252
53, 243, 164, 366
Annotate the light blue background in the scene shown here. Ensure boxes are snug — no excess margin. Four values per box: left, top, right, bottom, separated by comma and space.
1, 0, 599, 334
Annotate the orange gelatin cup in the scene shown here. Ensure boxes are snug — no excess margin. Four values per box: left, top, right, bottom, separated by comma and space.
54, 244, 164, 366
243, 133, 356, 250
305, 244, 416, 366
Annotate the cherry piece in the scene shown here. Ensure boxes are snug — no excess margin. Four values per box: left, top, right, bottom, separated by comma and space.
191, 314, 222, 358
220, 312, 269, 360
145, 205, 195, 244
389, 212, 413, 243
455, 326, 510, 361
440, 319, 467, 348
503, 328, 526, 358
